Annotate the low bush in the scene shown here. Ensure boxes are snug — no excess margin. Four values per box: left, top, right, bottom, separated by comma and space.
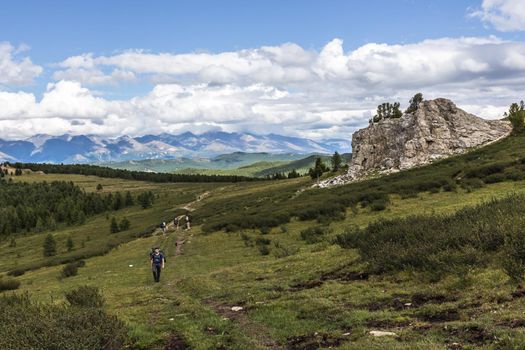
484, 173, 506, 184
255, 237, 271, 246
65, 286, 105, 308
272, 241, 299, 258
0, 278, 20, 292
0, 292, 127, 349
6, 269, 25, 277
258, 245, 270, 256
336, 194, 525, 279
61, 263, 79, 278
300, 226, 331, 244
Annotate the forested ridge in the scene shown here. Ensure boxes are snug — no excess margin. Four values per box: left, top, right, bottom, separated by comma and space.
0, 179, 134, 236
12, 163, 260, 183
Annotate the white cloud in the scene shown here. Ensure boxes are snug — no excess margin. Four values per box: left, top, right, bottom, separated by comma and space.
3, 36, 525, 140
470, 0, 525, 31
0, 42, 42, 86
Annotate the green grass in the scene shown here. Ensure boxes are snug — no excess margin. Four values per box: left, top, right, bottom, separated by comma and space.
5, 134, 525, 348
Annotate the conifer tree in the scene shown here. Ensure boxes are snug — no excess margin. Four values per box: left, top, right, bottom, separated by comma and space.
331, 152, 343, 172
66, 236, 74, 252
43, 233, 57, 257
110, 217, 120, 233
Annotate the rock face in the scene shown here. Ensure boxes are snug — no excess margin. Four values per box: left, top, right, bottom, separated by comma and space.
319, 98, 511, 187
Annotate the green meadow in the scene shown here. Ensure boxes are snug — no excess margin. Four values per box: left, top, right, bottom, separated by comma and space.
3, 134, 525, 349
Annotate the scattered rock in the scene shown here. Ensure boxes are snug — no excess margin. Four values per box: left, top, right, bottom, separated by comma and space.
231, 306, 243, 312
369, 330, 398, 337
128, 264, 133, 267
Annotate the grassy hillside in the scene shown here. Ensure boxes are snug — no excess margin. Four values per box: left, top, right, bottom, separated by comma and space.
102, 152, 313, 174
3, 134, 525, 349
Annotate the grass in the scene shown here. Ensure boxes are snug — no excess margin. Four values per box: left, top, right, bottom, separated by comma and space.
5, 134, 525, 348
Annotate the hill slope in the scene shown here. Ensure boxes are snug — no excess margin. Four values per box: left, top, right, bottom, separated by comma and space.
4, 132, 525, 349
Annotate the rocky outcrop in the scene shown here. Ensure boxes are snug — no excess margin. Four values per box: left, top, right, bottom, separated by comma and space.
319, 98, 511, 187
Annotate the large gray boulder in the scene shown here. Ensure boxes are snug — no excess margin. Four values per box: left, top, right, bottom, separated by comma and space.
319, 98, 511, 187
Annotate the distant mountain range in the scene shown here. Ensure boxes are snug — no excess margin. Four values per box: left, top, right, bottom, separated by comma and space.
0, 132, 351, 164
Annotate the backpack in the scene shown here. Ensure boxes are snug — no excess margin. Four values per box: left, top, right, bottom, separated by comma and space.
151, 252, 165, 265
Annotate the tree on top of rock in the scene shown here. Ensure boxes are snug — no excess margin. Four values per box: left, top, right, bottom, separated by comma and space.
405, 93, 424, 114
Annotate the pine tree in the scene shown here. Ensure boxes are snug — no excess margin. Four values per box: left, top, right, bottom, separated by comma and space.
124, 191, 134, 206
96, 183, 103, 191
119, 218, 130, 231
43, 233, 57, 257
110, 217, 120, 233
113, 192, 123, 210
406, 93, 423, 114
506, 101, 525, 134
66, 236, 74, 252
309, 157, 329, 180
138, 192, 153, 209
331, 152, 343, 172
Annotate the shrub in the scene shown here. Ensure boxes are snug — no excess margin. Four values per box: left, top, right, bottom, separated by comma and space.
459, 178, 484, 190
258, 245, 270, 255
0, 278, 20, 292
260, 226, 271, 235
255, 237, 271, 246
336, 195, 525, 278
61, 263, 78, 278
442, 180, 457, 192
6, 269, 25, 277
300, 226, 330, 244
370, 198, 388, 211
65, 286, 105, 308
500, 228, 525, 283
484, 173, 506, 184
0, 293, 127, 349
272, 241, 299, 258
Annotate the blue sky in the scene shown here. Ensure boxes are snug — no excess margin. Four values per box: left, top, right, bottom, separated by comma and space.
1, 0, 525, 139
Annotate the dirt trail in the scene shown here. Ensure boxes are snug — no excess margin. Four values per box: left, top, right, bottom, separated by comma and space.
203, 299, 284, 350
161, 190, 282, 349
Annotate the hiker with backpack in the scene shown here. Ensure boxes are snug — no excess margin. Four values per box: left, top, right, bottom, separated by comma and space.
150, 247, 165, 282
161, 221, 167, 235
174, 216, 179, 230
185, 213, 191, 230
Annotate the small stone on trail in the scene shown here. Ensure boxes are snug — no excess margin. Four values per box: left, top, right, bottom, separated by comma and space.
342, 332, 351, 336
169, 318, 174, 321
231, 306, 243, 312
404, 302, 412, 307
129, 264, 133, 267
369, 330, 397, 337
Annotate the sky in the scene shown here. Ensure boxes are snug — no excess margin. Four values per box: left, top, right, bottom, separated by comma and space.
1, 0, 525, 140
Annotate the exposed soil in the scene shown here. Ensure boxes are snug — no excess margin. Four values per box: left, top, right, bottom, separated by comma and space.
443, 324, 494, 346
417, 309, 461, 322
286, 333, 344, 350
288, 280, 324, 292
321, 269, 369, 282
499, 318, 525, 328
365, 318, 411, 328
203, 299, 284, 349
511, 287, 525, 299
411, 292, 456, 306
164, 335, 189, 350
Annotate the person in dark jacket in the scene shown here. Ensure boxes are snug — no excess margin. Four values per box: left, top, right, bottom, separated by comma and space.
150, 247, 165, 282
